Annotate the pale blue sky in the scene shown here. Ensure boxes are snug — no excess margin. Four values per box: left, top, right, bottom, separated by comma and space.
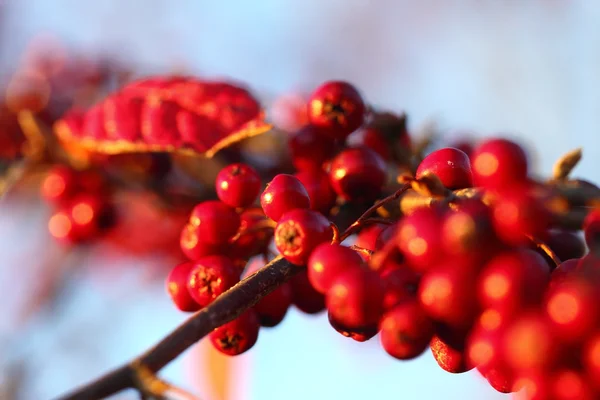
2, 1, 600, 399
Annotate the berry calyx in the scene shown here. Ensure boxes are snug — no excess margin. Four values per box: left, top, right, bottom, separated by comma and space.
307, 243, 364, 294
416, 147, 473, 190
328, 146, 387, 202
307, 81, 366, 139
261, 174, 311, 222
209, 310, 260, 356
274, 209, 332, 265
166, 262, 201, 312
187, 256, 240, 307
215, 163, 261, 208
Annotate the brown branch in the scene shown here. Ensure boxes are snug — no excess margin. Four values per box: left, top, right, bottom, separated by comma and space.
57, 256, 301, 400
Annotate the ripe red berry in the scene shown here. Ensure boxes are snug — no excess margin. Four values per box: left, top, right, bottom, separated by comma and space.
209, 310, 260, 356
215, 163, 261, 208
356, 223, 388, 254
471, 138, 528, 189
274, 209, 332, 265
166, 262, 201, 312
418, 261, 479, 329
502, 312, 557, 372
416, 147, 473, 190
551, 369, 595, 400
583, 332, 600, 391
396, 207, 444, 272
48, 210, 79, 244
41, 165, 77, 205
379, 301, 435, 360
180, 223, 230, 260
326, 267, 384, 329
189, 201, 240, 245
327, 312, 378, 342
230, 208, 273, 260
549, 258, 581, 289
512, 374, 549, 400
380, 266, 419, 311
187, 256, 240, 307
289, 270, 325, 314
477, 250, 550, 317
430, 335, 471, 374
328, 147, 387, 202
244, 260, 292, 327
294, 170, 337, 215
466, 309, 507, 370
490, 186, 551, 246
307, 80, 366, 139
545, 229, 586, 262
545, 277, 600, 343
347, 127, 391, 161
288, 125, 336, 171
583, 209, 600, 253
260, 174, 311, 222
307, 243, 364, 294
482, 367, 514, 394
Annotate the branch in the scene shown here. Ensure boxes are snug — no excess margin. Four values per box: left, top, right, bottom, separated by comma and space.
57, 256, 301, 400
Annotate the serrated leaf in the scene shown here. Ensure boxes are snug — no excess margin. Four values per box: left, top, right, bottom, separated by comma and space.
53, 76, 272, 158
552, 148, 582, 180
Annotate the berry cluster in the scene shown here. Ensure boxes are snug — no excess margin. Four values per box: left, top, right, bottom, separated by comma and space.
162, 80, 600, 399
42, 165, 116, 244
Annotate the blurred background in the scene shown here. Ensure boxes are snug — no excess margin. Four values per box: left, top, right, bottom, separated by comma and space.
1, 1, 599, 399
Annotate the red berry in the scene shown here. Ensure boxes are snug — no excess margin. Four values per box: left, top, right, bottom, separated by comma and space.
374, 223, 397, 252
180, 223, 229, 260
41, 165, 77, 205
583, 332, 600, 391
491, 186, 551, 246
551, 369, 595, 400
471, 138, 528, 189
546, 230, 586, 262
261, 174, 311, 222
379, 301, 435, 360
347, 127, 391, 161
289, 270, 325, 314
416, 147, 473, 190
295, 170, 337, 215
512, 374, 550, 400
230, 208, 273, 259
244, 260, 292, 327
418, 262, 479, 329
48, 210, 78, 244
583, 209, 600, 253
545, 276, 600, 343
328, 147, 387, 202
477, 250, 550, 316
215, 163, 261, 208
307, 80, 366, 139
502, 312, 557, 372
209, 310, 260, 356
166, 262, 201, 312
326, 267, 384, 329
482, 367, 514, 394
549, 258, 581, 289
380, 266, 419, 311
288, 125, 336, 171
327, 312, 378, 342
441, 199, 499, 264
186, 256, 240, 307
274, 209, 332, 265
396, 207, 444, 272
307, 243, 364, 294
356, 223, 388, 254
466, 309, 507, 370
430, 334, 471, 374
68, 194, 112, 239
450, 139, 475, 160
189, 201, 240, 245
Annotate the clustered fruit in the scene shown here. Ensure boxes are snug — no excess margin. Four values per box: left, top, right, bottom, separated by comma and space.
42, 165, 116, 244
155, 80, 600, 399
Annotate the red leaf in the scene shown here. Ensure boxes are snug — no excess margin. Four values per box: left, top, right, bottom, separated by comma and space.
54, 76, 271, 157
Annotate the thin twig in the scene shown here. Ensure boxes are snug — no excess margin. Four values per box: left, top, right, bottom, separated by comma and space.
57, 256, 301, 400
527, 235, 561, 268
